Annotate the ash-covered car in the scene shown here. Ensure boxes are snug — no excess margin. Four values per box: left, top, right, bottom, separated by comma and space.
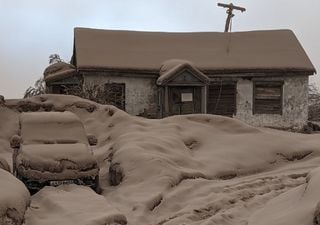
11, 111, 99, 193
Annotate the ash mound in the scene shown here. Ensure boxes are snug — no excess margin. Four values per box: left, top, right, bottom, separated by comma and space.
1, 94, 320, 225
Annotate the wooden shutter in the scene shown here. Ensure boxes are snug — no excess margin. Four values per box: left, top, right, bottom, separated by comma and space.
253, 81, 283, 115
207, 82, 236, 116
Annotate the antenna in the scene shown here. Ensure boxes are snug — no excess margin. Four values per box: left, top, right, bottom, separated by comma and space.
218, 3, 246, 32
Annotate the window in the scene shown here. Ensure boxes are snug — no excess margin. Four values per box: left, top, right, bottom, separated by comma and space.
207, 82, 237, 117
51, 85, 65, 94
104, 83, 125, 110
253, 81, 283, 115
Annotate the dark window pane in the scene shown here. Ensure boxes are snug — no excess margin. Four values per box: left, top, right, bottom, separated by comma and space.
104, 83, 125, 110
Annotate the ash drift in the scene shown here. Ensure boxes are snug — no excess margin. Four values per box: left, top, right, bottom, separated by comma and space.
1, 94, 320, 225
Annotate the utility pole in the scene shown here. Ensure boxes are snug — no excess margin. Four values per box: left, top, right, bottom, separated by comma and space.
218, 3, 246, 32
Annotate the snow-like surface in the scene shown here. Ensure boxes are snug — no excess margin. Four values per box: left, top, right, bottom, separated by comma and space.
159, 59, 195, 74
17, 143, 98, 181
43, 62, 76, 82
0, 169, 30, 224
16, 112, 98, 181
20, 111, 88, 145
74, 28, 315, 72
1, 94, 320, 224
91, 112, 320, 224
0, 106, 19, 169
248, 167, 320, 225
43, 62, 75, 76
23, 185, 127, 225
157, 59, 209, 85
0, 157, 10, 172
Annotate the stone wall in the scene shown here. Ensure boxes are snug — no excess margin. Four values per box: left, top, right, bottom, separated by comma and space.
82, 73, 159, 118
235, 75, 309, 129
82, 72, 309, 128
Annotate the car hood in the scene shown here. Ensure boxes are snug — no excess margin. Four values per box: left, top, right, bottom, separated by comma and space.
16, 143, 98, 175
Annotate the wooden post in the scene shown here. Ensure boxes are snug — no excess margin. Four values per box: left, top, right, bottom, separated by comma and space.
218, 3, 246, 32
164, 86, 169, 117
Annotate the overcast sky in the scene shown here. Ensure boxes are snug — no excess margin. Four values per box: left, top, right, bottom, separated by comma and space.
0, 0, 319, 98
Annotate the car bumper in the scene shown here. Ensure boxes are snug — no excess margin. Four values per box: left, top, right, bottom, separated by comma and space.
18, 175, 98, 192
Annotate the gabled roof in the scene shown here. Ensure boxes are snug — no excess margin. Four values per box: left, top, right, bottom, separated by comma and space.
157, 59, 210, 85
73, 28, 316, 74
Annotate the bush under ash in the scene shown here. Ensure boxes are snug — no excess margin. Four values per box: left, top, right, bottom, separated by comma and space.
309, 85, 320, 121
0, 95, 5, 106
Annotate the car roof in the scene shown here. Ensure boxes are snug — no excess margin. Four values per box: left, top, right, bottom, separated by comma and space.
20, 111, 82, 125
19, 112, 88, 145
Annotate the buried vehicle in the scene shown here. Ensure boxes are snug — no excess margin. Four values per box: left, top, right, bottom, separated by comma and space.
11, 111, 99, 193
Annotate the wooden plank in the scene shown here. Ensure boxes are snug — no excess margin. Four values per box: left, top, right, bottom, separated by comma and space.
207, 83, 236, 116
255, 88, 281, 98
208, 96, 236, 99
255, 81, 283, 85
208, 99, 236, 102
168, 86, 202, 116
253, 81, 283, 115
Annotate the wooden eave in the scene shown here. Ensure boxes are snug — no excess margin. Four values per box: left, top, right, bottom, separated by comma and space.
77, 66, 315, 78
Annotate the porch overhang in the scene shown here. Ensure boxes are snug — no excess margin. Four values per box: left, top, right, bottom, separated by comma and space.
157, 59, 210, 86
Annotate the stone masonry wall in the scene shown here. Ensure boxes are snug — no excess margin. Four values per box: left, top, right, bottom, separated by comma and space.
83, 73, 159, 117
235, 75, 309, 129
83, 72, 309, 128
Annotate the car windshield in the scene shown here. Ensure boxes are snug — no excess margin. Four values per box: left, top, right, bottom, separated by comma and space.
20, 112, 88, 145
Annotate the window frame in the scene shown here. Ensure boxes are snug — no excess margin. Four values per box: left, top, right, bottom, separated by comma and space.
253, 81, 284, 115
104, 82, 126, 111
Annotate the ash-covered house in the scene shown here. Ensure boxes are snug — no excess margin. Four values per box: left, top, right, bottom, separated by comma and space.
44, 27, 316, 129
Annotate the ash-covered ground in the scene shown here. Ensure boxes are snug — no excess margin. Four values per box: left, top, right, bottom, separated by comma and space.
1, 94, 320, 225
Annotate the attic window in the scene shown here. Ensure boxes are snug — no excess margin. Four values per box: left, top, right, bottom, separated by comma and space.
253, 81, 283, 115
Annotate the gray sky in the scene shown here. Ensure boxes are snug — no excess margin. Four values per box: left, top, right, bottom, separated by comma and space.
0, 0, 319, 98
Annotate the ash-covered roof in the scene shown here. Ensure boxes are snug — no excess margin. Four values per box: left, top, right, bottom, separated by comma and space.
157, 59, 210, 85
44, 62, 76, 82
73, 28, 316, 74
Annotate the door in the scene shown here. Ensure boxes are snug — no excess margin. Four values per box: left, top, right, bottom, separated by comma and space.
168, 86, 201, 115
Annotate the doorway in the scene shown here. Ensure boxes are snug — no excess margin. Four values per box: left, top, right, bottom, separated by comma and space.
168, 86, 201, 115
